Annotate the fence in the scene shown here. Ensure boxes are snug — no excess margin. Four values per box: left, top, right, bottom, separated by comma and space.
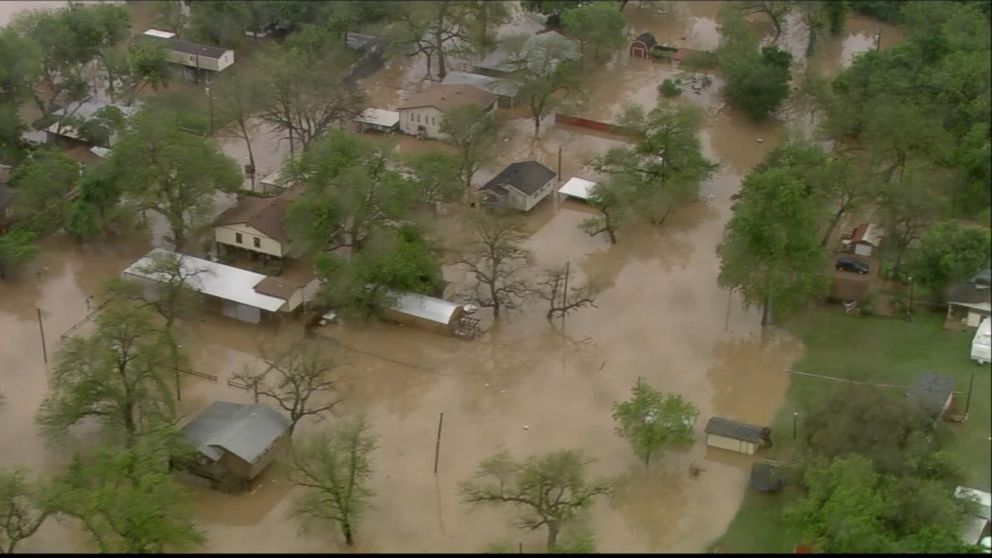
553, 113, 640, 139
59, 300, 109, 341
178, 367, 218, 382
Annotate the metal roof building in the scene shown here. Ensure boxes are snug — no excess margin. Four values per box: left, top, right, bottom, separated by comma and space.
558, 176, 598, 202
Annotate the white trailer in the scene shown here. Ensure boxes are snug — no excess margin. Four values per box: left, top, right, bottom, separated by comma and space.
972, 317, 991, 365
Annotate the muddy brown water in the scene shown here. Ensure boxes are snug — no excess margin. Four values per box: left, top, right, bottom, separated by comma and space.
0, 2, 902, 552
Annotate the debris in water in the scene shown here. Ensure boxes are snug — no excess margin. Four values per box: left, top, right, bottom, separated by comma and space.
598, 361, 607, 371
523, 425, 529, 430
756, 137, 764, 143
689, 463, 705, 478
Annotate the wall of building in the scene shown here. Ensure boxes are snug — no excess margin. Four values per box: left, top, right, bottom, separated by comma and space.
248, 434, 290, 479
382, 307, 453, 336
399, 106, 445, 138
166, 49, 233, 72
523, 179, 555, 212
706, 434, 756, 455
215, 224, 284, 258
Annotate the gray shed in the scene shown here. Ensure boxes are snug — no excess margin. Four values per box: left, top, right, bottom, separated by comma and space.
705, 417, 772, 455
905, 372, 955, 420
178, 401, 291, 493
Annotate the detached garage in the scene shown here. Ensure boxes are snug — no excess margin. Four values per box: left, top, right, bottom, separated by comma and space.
705, 417, 772, 455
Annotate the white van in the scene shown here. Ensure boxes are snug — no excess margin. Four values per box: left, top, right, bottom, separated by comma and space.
972, 318, 991, 365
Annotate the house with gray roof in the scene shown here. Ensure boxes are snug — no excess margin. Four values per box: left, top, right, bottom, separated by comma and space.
177, 401, 291, 492
474, 31, 579, 78
479, 161, 557, 212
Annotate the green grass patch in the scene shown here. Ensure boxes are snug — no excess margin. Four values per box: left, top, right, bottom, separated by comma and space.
714, 305, 992, 552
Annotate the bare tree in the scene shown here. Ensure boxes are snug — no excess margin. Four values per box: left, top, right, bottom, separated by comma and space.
537, 263, 598, 321
459, 449, 612, 551
0, 469, 49, 553
397, 1, 470, 80
458, 214, 531, 319
213, 68, 264, 190
254, 342, 344, 435
290, 416, 377, 547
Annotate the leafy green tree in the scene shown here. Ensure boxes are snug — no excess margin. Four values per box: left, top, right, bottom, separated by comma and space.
154, 0, 189, 37
717, 168, 827, 326
36, 301, 176, 449
458, 214, 531, 319
717, 8, 794, 119
462, 0, 512, 59
291, 416, 377, 546
101, 39, 170, 106
66, 161, 130, 240
582, 180, 630, 244
910, 221, 991, 299
213, 67, 264, 190
460, 449, 612, 551
506, 33, 582, 135
286, 130, 412, 254
8, 149, 78, 236
0, 468, 49, 553
404, 150, 463, 213
561, 1, 626, 61
549, 525, 598, 553
108, 109, 241, 249
612, 381, 698, 467
46, 442, 204, 553
0, 228, 39, 280
878, 163, 946, 275
440, 104, 503, 194
0, 102, 28, 165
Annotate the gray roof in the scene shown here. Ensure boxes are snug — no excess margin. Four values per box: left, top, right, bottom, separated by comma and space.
633, 32, 657, 49
52, 99, 140, 120
946, 281, 992, 305
481, 161, 556, 196
180, 401, 290, 464
156, 36, 229, 59
905, 372, 955, 416
344, 32, 385, 51
441, 71, 521, 98
476, 31, 579, 74
972, 269, 991, 287
705, 417, 770, 443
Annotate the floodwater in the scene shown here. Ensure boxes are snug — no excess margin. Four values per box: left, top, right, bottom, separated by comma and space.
0, 1, 904, 553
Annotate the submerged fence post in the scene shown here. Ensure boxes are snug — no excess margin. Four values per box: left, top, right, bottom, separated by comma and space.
433, 412, 444, 475
37, 308, 48, 364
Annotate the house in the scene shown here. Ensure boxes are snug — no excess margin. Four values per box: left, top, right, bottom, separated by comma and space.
955, 487, 991, 547
355, 108, 400, 134
905, 372, 955, 421
213, 188, 302, 259
946, 271, 992, 328
629, 32, 657, 58
558, 176, 598, 202
479, 161, 557, 212
123, 248, 320, 324
46, 99, 141, 148
397, 84, 498, 140
441, 71, 521, 108
142, 29, 234, 81
474, 31, 579, 78
704, 417, 772, 455
840, 222, 884, 257
972, 318, 991, 365
176, 401, 291, 493
382, 292, 480, 338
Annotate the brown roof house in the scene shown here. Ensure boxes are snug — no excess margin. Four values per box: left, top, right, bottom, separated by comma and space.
213, 188, 302, 259
397, 84, 497, 140
176, 401, 290, 493
479, 161, 557, 212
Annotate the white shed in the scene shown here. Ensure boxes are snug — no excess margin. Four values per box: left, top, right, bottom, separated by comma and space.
972, 318, 991, 365
355, 108, 400, 134
558, 177, 597, 202
704, 417, 772, 455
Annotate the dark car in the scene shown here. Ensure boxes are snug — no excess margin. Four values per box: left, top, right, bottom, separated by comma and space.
836, 257, 869, 274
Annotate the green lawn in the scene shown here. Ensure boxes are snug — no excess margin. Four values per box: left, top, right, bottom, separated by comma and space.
713, 306, 992, 553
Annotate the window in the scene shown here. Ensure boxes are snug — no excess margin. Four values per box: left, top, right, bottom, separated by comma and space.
235, 232, 243, 244
431, 116, 436, 126
253, 237, 261, 248
415, 113, 420, 123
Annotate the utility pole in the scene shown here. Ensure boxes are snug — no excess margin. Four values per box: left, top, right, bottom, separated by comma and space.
792, 411, 798, 440
724, 287, 733, 332
963, 371, 975, 420
37, 308, 48, 364
557, 145, 563, 181
561, 261, 570, 330
433, 412, 444, 475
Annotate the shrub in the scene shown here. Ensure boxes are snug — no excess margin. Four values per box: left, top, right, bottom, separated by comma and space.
659, 78, 682, 97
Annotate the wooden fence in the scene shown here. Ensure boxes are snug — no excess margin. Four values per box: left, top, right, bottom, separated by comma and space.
59, 301, 109, 341
553, 113, 641, 139
178, 367, 218, 382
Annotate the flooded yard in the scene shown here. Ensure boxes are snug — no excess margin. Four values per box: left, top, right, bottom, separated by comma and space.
0, 1, 905, 553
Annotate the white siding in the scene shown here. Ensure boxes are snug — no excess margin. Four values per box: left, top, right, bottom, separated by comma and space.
706, 433, 757, 455
522, 179, 555, 212
398, 107, 445, 139
166, 49, 234, 72
215, 224, 284, 258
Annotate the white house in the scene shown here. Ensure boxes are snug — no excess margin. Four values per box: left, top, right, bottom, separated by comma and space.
971, 317, 991, 365
143, 29, 234, 79
213, 188, 301, 259
396, 84, 497, 140
479, 161, 557, 212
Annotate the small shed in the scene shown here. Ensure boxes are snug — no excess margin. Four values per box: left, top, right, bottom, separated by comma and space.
841, 222, 884, 257
750, 461, 785, 493
629, 32, 657, 59
177, 401, 291, 493
355, 108, 400, 134
905, 372, 955, 420
705, 417, 772, 455
558, 176, 598, 202
382, 292, 479, 338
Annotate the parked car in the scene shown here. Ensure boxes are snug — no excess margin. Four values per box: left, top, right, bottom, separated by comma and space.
836, 257, 869, 274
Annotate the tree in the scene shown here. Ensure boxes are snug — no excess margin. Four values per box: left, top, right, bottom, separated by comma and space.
46, 442, 204, 553
597, 103, 717, 225
0, 228, 39, 280
285, 130, 412, 254
817, 155, 875, 247
538, 263, 598, 321
154, 1, 189, 37
582, 180, 630, 244
910, 221, 991, 299
462, 1, 512, 59
36, 301, 176, 448
717, 168, 827, 326
100, 39, 170, 106
506, 33, 581, 136
251, 341, 343, 435
612, 382, 698, 466
65, 160, 129, 240
739, 1, 793, 42
878, 163, 945, 275
717, 8, 793, 119
256, 41, 366, 155
460, 449, 612, 551
8, 149, 78, 235
108, 109, 241, 249
797, 1, 847, 57
459, 214, 531, 319
0, 469, 48, 553
405, 150, 463, 213
290, 416, 377, 547
440, 104, 503, 194
560, 2, 626, 61
396, 1, 470, 80
213, 68, 264, 190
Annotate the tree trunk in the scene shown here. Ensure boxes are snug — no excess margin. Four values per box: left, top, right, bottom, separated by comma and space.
607, 227, 617, 244
770, 14, 783, 42
761, 295, 770, 326
342, 520, 354, 546
435, 28, 447, 79
241, 119, 257, 190
820, 208, 844, 247
546, 522, 560, 551
533, 113, 541, 136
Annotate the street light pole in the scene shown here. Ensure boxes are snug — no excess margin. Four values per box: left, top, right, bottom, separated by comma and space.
205, 86, 214, 136
907, 275, 914, 322
792, 411, 798, 440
